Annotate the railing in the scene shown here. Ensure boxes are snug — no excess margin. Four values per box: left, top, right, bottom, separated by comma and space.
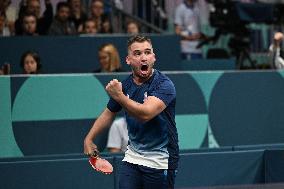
105, 0, 167, 33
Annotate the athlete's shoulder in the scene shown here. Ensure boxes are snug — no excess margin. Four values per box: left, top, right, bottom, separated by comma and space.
155, 70, 174, 86
121, 74, 133, 89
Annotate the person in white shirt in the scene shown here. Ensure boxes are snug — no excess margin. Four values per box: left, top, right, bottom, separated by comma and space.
174, 0, 203, 60
106, 117, 128, 153
269, 32, 284, 69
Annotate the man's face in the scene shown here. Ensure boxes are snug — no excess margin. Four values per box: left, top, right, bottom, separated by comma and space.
27, 0, 41, 18
85, 21, 97, 34
23, 15, 37, 34
126, 41, 156, 79
127, 23, 139, 34
57, 6, 70, 22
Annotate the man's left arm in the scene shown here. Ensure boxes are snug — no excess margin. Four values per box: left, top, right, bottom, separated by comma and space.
118, 95, 166, 122
106, 79, 174, 122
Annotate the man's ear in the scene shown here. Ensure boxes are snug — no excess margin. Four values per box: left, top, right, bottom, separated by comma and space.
153, 53, 156, 62
126, 56, 130, 65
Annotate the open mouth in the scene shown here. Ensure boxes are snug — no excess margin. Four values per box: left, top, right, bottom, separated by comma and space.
141, 64, 149, 72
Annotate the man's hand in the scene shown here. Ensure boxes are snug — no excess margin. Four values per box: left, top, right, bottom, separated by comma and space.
105, 79, 123, 100
84, 138, 98, 157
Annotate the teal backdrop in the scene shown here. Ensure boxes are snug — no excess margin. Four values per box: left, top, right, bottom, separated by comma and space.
1, 70, 284, 158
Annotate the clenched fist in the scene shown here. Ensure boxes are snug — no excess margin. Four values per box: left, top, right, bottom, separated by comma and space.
105, 79, 123, 100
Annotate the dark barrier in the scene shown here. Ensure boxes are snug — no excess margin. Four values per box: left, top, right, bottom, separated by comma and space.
0, 35, 236, 73
0, 35, 181, 74
0, 150, 266, 189
1, 149, 284, 189
0, 156, 115, 189
179, 59, 235, 70
182, 183, 284, 189
176, 150, 264, 188
264, 150, 284, 183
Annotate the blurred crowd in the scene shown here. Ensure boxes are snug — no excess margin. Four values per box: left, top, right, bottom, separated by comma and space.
0, 0, 148, 36
1, 0, 284, 74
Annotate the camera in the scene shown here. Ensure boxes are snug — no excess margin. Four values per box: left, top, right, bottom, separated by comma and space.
203, 0, 284, 68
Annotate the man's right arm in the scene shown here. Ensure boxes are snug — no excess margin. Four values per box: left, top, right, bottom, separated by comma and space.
84, 108, 116, 155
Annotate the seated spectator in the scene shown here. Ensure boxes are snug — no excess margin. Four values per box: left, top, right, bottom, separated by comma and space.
20, 50, 42, 74
94, 43, 123, 72
0, 0, 16, 35
0, 11, 10, 36
106, 117, 128, 153
80, 19, 97, 35
0, 63, 10, 75
89, 0, 112, 33
48, 1, 76, 35
269, 32, 284, 69
21, 12, 38, 36
67, 0, 87, 33
15, 0, 53, 35
126, 20, 140, 35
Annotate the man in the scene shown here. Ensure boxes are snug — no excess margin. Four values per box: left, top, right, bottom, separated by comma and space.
21, 13, 38, 35
84, 35, 179, 189
48, 1, 76, 35
174, 0, 203, 60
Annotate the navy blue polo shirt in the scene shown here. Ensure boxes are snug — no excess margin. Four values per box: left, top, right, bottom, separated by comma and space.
107, 69, 179, 170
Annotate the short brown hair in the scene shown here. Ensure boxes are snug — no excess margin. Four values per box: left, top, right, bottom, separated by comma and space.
127, 35, 152, 50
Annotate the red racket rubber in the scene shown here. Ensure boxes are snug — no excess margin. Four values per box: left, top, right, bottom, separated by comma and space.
89, 156, 113, 174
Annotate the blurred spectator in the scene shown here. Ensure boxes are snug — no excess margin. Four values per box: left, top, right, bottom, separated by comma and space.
89, 0, 112, 33
0, 0, 17, 35
21, 12, 38, 35
67, 0, 87, 32
269, 32, 284, 69
15, 0, 53, 35
106, 117, 128, 153
48, 1, 76, 35
81, 18, 97, 34
0, 11, 10, 36
113, 0, 123, 10
20, 50, 42, 74
94, 43, 123, 72
0, 63, 10, 75
174, 0, 203, 60
126, 20, 140, 35
134, 0, 168, 31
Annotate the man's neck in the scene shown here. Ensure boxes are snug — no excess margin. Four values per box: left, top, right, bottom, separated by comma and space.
133, 69, 154, 85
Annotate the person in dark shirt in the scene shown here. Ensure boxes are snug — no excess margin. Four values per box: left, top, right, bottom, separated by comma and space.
48, 1, 76, 35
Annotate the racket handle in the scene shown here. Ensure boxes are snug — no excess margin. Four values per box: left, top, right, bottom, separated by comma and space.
91, 150, 100, 158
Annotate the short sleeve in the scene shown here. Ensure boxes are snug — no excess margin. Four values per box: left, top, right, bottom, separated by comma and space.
174, 5, 183, 26
107, 97, 122, 112
150, 79, 176, 106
